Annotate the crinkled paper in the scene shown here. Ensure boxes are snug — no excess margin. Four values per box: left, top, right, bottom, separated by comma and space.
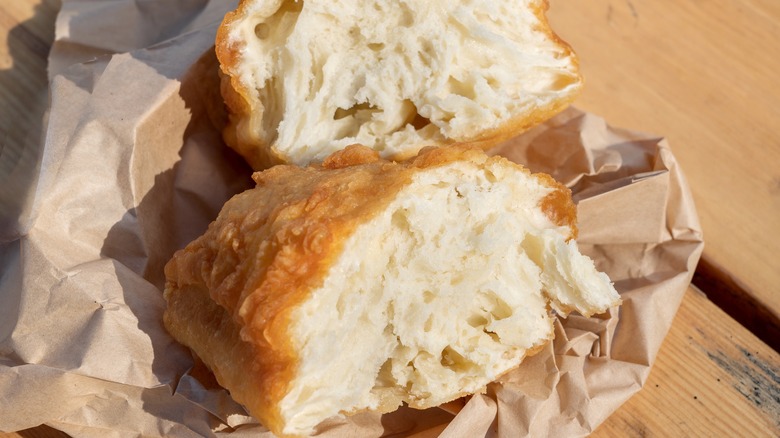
0, 1, 703, 436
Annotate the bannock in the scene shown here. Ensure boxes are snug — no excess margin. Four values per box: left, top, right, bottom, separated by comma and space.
216, 0, 582, 168
163, 145, 620, 437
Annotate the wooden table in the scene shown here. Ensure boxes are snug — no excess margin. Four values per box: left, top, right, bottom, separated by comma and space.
1, 0, 778, 436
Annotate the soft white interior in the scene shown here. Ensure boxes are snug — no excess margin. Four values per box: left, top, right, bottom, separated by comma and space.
278, 162, 618, 436
229, 0, 581, 164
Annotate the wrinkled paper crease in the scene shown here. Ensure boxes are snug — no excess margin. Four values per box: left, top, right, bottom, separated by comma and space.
0, 1, 703, 436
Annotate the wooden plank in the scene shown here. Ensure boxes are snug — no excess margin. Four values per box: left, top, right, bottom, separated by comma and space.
1, 1, 778, 437
595, 286, 780, 436
546, 0, 780, 339
694, 257, 780, 352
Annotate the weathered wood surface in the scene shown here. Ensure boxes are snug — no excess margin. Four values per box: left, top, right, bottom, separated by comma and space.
593, 287, 779, 436
2, 0, 778, 437
547, 0, 780, 348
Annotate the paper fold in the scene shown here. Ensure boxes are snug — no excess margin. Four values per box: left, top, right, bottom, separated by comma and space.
0, 1, 703, 436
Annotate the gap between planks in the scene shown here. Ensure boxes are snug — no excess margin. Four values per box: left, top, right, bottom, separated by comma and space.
594, 286, 780, 436
693, 257, 780, 353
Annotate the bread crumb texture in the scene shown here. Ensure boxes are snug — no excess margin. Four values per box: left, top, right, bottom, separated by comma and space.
216, 0, 582, 168
163, 146, 619, 437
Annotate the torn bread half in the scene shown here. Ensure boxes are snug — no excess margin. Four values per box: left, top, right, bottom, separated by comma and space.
163, 145, 619, 437
216, 0, 583, 168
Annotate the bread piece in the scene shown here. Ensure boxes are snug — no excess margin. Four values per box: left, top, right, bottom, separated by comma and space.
163, 145, 619, 437
216, 0, 582, 168
165, 146, 619, 435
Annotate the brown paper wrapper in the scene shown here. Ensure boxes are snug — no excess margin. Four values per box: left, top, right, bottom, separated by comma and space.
0, 1, 703, 436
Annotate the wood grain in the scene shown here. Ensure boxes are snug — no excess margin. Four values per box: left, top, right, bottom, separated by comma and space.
547, 0, 780, 339
1, 0, 779, 437
594, 287, 780, 437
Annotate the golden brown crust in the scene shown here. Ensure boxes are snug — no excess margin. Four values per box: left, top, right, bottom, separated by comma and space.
163, 145, 577, 435
163, 283, 289, 434
536, 172, 578, 240
321, 143, 381, 169
215, 0, 276, 169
